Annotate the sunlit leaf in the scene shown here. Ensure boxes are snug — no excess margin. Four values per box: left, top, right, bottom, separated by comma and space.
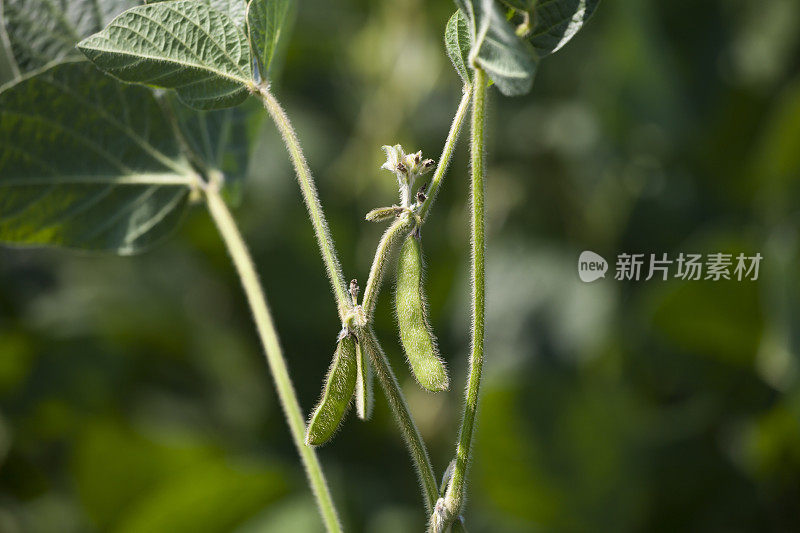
455, 0, 537, 96
0, 61, 197, 254
149, 0, 248, 26
246, 0, 292, 80
1, 1, 250, 183
0, 9, 19, 84
171, 98, 250, 183
444, 9, 472, 85
500, 0, 534, 10
209, 0, 247, 26
1, 0, 137, 74
78, 1, 253, 110
527, 0, 601, 57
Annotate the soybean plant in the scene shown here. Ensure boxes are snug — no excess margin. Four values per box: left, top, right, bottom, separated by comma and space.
0, 0, 599, 531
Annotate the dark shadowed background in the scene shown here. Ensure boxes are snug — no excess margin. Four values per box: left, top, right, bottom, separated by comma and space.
1, 0, 800, 531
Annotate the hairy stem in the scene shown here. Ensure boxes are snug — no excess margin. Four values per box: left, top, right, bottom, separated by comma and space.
418, 86, 473, 223
362, 214, 414, 318
442, 68, 488, 525
357, 325, 439, 511
205, 187, 342, 533
258, 87, 352, 319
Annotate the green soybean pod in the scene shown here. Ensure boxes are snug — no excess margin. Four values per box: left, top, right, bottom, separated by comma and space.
395, 234, 449, 391
305, 335, 357, 447
354, 343, 373, 420
366, 206, 402, 222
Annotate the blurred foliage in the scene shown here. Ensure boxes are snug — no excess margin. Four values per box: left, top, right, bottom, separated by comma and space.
2, 0, 800, 531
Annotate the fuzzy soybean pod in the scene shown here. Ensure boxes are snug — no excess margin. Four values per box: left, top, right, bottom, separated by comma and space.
305, 335, 357, 447
395, 234, 449, 391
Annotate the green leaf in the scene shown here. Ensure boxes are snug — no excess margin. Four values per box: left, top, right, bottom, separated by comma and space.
0, 61, 196, 254
149, 0, 248, 26
77, 1, 253, 110
0, 7, 20, 84
171, 98, 249, 184
499, 0, 535, 10
455, 0, 537, 96
1, 1, 252, 174
444, 9, 472, 85
209, 0, 247, 26
527, 0, 600, 57
246, 0, 292, 80
1, 0, 137, 74
146, 0, 248, 26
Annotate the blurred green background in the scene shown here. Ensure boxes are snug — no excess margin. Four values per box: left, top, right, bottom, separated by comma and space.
2, 0, 800, 531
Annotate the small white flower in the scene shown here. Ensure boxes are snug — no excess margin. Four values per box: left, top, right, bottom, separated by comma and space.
381, 145, 435, 179
379, 143, 436, 208
380, 144, 405, 174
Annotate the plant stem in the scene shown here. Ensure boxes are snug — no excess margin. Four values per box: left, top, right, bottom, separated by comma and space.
418, 86, 473, 223
357, 325, 439, 512
257, 87, 352, 320
442, 67, 488, 524
361, 214, 414, 319
205, 187, 342, 533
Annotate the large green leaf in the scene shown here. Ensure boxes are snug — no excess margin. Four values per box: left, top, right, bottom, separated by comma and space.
1, 0, 137, 74
500, 0, 534, 10
246, 0, 292, 80
78, 1, 253, 110
171, 98, 250, 184
209, 0, 247, 26
0, 0, 246, 79
149, 0, 248, 26
0, 0, 250, 180
444, 9, 472, 85
148, 0, 248, 24
455, 0, 537, 96
0, 61, 197, 254
0, 5, 19, 84
527, 0, 600, 57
